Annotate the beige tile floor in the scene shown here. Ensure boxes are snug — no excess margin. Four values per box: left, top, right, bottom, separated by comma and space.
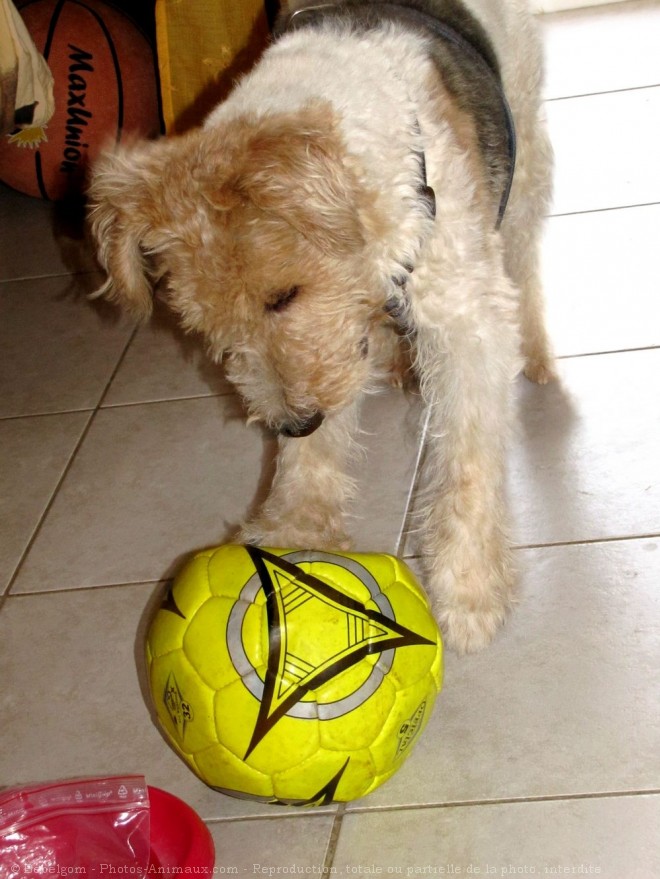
1, 1, 659, 874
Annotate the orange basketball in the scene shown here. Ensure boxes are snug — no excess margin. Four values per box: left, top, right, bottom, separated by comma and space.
0, 0, 161, 199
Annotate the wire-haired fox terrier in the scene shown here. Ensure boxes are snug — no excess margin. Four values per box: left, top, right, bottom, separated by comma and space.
88, 0, 555, 654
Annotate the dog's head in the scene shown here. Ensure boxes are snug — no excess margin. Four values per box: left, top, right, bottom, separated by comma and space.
88, 103, 390, 436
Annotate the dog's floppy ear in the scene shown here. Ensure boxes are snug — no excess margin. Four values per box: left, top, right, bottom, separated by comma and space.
206, 106, 367, 256
87, 145, 161, 319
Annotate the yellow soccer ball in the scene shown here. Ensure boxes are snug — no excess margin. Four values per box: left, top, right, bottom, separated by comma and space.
146, 545, 443, 805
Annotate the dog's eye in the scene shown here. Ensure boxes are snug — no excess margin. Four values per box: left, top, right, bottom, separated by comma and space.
266, 286, 300, 313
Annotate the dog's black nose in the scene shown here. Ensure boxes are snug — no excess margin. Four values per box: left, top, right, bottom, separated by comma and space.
279, 411, 325, 438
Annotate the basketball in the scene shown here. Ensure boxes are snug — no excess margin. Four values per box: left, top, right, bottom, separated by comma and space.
0, 0, 161, 200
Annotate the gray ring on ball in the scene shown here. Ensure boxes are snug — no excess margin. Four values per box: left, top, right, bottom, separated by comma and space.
226, 550, 395, 719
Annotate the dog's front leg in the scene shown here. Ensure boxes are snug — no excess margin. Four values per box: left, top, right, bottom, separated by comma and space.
239, 402, 359, 551
413, 278, 522, 655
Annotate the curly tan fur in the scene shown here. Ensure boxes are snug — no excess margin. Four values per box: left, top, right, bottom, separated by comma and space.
88, 0, 555, 654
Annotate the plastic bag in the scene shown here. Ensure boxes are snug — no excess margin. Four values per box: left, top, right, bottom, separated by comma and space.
0, 776, 150, 877
0, 0, 55, 134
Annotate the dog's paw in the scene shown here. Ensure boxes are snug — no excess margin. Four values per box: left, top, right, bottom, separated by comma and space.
425, 545, 516, 654
524, 357, 556, 385
238, 516, 351, 552
523, 344, 557, 385
438, 603, 509, 655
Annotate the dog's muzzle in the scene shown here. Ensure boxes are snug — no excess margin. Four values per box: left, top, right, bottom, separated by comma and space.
279, 411, 325, 438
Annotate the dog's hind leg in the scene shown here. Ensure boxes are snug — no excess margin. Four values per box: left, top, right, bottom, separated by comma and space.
501, 112, 556, 385
411, 268, 522, 654
239, 402, 360, 551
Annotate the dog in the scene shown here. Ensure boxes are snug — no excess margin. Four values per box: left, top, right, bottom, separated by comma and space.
88, 0, 555, 654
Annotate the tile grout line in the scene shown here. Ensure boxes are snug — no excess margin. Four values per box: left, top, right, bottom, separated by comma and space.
513, 532, 660, 551
401, 532, 660, 563
554, 344, 660, 360
343, 787, 660, 816
3, 324, 141, 599
99, 390, 236, 411
0, 408, 94, 424
547, 199, 660, 219
199, 786, 660, 826
203, 808, 338, 826
544, 81, 660, 103
1, 409, 95, 601
0, 268, 100, 288
0, 390, 238, 423
5, 579, 171, 599
324, 806, 346, 874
